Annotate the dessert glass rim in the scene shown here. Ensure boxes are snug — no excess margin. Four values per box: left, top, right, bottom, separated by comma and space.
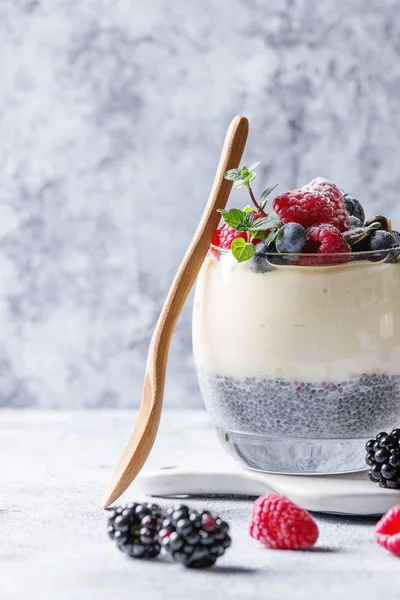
209, 243, 398, 259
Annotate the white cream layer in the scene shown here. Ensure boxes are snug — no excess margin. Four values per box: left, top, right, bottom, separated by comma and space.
192, 254, 400, 382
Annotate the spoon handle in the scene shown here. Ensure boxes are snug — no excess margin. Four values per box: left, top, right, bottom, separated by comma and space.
150, 115, 249, 370
104, 116, 248, 506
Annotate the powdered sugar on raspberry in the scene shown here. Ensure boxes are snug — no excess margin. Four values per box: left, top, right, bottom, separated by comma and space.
272, 178, 350, 231
250, 494, 319, 550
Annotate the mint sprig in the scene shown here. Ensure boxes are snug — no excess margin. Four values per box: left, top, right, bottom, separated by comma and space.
220, 163, 281, 263
224, 163, 278, 215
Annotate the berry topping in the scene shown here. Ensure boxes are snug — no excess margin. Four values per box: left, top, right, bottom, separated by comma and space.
272, 178, 350, 231
347, 216, 363, 230
307, 224, 351, 254
213, 224, 247, 249
376, 505, 400, 556
342, 192, 365, 224
276, 223, 307, 254
250, 494, 319, 550
159, 504, 231, 568
369, 230, 399, 251
107, 502, 163, 559
366, 429, 400, 488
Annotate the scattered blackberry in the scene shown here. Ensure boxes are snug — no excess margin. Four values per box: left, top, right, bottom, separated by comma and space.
366, 429, 400, 488
159, 505, 231, 568
342, 192, 365, 224
107, 502, 163, 559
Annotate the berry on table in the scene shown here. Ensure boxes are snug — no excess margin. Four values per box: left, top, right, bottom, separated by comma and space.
159, 504, 231, 568
376, 505, 400, 556
365, 429, 400, 488
276, 223, 306, 254
272, 178, 350, 231
107, 502, 163, 559
250, 494, 319, 550
342, 192, 365, 225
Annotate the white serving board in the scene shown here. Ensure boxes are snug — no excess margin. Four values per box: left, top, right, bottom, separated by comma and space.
135, 464, 400, 516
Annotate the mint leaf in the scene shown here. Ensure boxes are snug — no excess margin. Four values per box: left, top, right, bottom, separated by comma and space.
250, 212, 281, 231
266, 229, 280, 246
250, 230, 267, 241
218, 208, 245, 229
233, 171, 256, 190
248, 162, 260, 173
243, 211, 255, 228
231, 238, 256, 262
224, 168, 242, 181
260, 184, 279, 208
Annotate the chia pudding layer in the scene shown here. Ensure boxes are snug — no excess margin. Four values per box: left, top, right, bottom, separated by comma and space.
193, 252, 400, 471
198, 371, 400, 438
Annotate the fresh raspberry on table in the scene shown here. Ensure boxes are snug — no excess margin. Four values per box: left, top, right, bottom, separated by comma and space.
376, 505, 400, 556
272, 177, 350, 231
250, 494, 319, 550
212, 224, 247, 249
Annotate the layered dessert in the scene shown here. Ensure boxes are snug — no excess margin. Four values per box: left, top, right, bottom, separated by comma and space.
193, 165, 400, 473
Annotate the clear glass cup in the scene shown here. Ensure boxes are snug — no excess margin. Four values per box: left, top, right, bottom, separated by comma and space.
192, 247, 400, 474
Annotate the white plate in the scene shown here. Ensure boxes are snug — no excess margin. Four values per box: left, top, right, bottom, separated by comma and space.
135, 464, 400, 515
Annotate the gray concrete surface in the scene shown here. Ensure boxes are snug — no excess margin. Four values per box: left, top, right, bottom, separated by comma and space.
1, 409, 400, 599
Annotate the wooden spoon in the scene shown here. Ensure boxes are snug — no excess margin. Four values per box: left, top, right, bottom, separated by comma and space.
103, 115, 249, 507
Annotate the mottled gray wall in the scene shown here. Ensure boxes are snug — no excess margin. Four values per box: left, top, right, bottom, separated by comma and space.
1, 0, 400, 407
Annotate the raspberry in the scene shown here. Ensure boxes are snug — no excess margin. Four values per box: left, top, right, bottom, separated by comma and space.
308, 224, 351, 254
273, 178, 349, 231
300, 224, 351, 266
376, 505, 400, 556
250, 494, 319, 550
212, 224, 247, 249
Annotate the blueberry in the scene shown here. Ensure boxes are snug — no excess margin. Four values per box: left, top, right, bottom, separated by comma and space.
369, 230, 400, 262
254, 241, 267, 255
348, 216, 362, 229
342, 193, 365, 224
276, 223, 306, 254
369, 230, 399, 251
250, 254, 273, 273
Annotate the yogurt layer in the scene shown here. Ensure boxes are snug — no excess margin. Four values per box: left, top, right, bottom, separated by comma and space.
192, 253, 400, 382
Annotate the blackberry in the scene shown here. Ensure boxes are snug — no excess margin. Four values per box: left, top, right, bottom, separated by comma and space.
159, 504, 231, 568
366, 429, 400, 488
107, 502, 163, 559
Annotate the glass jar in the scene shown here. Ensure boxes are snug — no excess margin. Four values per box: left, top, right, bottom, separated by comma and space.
192, 247, 400, 474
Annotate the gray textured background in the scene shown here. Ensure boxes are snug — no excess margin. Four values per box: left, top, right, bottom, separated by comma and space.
1, 0, 400, 408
